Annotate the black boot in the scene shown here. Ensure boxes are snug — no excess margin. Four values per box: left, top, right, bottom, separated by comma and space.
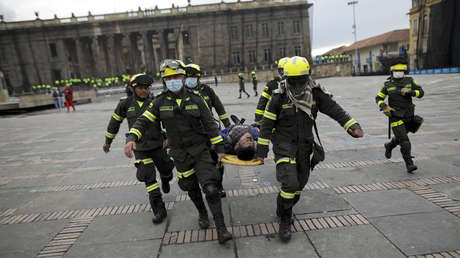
217, 164, 226, 198
189, 189, 210, 229
401, 140, 417, 173
384, 138, 398, 159
161, 179, 171, 194
279, 208, 292, 242
149, 193, 167, 224
205, 185, 232, 244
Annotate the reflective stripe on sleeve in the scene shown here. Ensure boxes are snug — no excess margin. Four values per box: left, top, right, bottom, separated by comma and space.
112, 113, 122, 122
377, 100, 384, 107
257, 137, 270, 146
415, 90, 420, 98
105, 131, 115, 139
262, 91, 271, 100
129, 128, 142, 140
219, 113, 229, 120
263, 111, 277, 120
210, 135, 223, 144
142, 110, 157, 122
255, 109, 264, 115
343, 118, 358, 131
391, 120, 404, 127
377, 92, 386, 98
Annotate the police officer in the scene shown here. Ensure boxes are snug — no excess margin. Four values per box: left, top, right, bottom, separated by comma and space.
255, 56, 363, 242
238, 73, 250, 99
124, 60, 233, 244
375, 63, 424, 173
254, 57, 288, 123
103, 74, 174, 224
184, 64, 231, 197
251, 71, 258, 97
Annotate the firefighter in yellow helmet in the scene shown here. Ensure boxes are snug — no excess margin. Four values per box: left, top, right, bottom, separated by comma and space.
255, 56, 363, 242
104, 73, 174, 224
251, 71, 258, 97
125, 59, 232, 244
375, 63, 424, 173
254, 57, 289, 122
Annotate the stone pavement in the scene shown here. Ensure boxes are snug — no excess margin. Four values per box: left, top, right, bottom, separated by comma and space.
1, 74, 460, 258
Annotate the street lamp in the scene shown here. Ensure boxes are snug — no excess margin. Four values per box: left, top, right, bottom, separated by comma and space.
347, 1, 359, 75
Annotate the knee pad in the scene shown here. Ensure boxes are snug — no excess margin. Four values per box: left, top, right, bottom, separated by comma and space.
203, 183, 219, 199
135, 163, 156, 183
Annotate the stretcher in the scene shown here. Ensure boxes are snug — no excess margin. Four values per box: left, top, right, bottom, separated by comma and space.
220, 154, 263, 166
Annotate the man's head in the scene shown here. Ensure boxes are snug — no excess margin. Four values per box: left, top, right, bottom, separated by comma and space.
160, 59, 186, 93
284, 56, 311, 93
235, 132, 255, 161
185, 63, 201, 89
129, 74, 153, 99
390, 63, 407, 80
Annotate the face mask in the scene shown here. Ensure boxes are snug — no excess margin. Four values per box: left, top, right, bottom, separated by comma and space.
287, 76, 308, 94
185, 77, 198, 89
165, 79, 183, 92
393, 71, 405, 79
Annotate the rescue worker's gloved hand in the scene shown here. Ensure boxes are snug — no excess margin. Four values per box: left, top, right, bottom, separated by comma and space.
103, 144, 111, 153
124, 141, 136, 158
401, 88, 412, 96
382, 105, 395, 117
347, 123, 364, 138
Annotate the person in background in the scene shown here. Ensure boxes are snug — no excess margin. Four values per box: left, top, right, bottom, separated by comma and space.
64, 86, 76, 112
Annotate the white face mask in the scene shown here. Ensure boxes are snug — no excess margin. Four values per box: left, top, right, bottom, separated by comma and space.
185, 77, 198, 88
393, 71, 405, 79
165, 79, 183, 92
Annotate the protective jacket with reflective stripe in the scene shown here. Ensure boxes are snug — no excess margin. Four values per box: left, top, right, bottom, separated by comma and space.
257, 87, 358, 158
254, 78, 280, 122
105, 95, 164, 151
127, 90, 224, 160
375, 77, 424, 118
193, 83, 230, 127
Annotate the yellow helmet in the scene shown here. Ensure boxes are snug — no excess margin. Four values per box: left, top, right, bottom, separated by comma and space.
390, 63, 407, 71
160, 59, 186, 78
185, 63, 201, 77
251, 71, 255, 75
283, 56, 310, 77
277, 57, 290, 69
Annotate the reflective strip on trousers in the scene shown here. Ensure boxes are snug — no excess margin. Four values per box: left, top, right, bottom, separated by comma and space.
391, 120, 404, 127
146, 183, 159, 192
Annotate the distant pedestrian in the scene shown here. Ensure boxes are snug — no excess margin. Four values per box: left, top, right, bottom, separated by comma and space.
214, 75, 218, 87
52, 87, 62, 111
64, 86, 76, 112
238, 73, 250, 99
251, 71, 258, 97
58, 87, 65, 110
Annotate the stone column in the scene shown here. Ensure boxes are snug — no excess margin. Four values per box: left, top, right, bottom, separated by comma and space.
106, 34, 116, 75
142, 31, 154, 73
159, 29, 168, 60
91, 36, 106, 76
120, 33, 130, 74
75, 37, 86, 77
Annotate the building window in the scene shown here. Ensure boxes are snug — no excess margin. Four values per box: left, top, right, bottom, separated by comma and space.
294, 46, 302, 56
278, 22, 284, 35
279, 47, 286, 58
262, 23, 269, 37
422, 38, 428, 53
293, 20, 300, 34
232, 51, 241, 65
49, 43, 58, 57
248, 50, 256, 64
182, 31, 190, 44
246, 24, 254, 38
422, 15, 428, 34
264, 48, 272, 63
413, 18, 418, 35
52, 69, 62, 81
412, 0, 418, 8
231, 26, 238, 40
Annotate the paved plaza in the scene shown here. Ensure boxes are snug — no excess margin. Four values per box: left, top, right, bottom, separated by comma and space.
1, 74, 460, 257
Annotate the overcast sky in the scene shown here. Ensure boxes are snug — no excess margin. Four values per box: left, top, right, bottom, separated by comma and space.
0, 0, 411, 56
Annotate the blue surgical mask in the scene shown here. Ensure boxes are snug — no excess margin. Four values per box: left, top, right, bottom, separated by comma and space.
185, 77, 198, 88
165, 79, 183, 92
